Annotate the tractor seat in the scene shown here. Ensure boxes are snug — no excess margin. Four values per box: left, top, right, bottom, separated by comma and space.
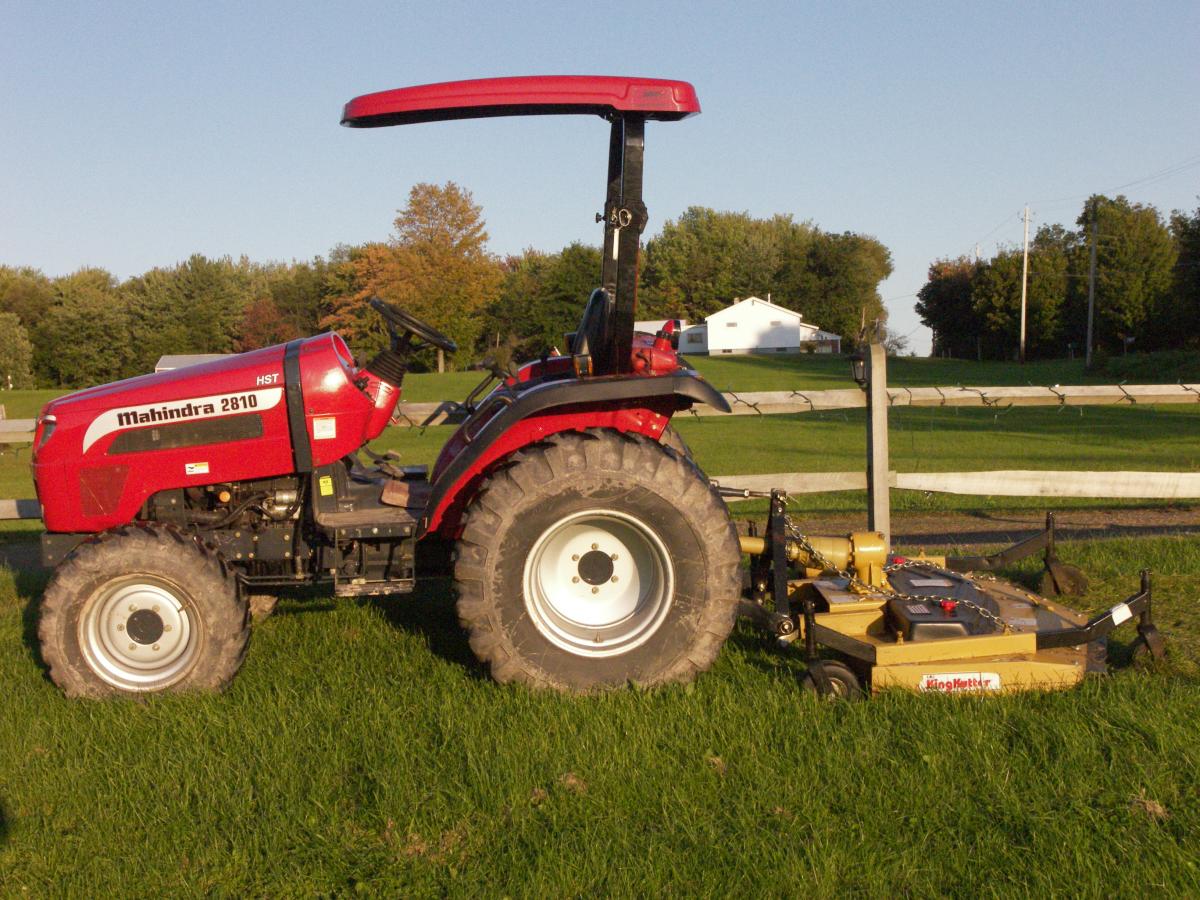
568, 287, 614, 359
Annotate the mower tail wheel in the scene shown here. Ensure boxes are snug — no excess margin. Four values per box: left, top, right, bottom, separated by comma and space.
800, 661, 864, 701
454, 429, 742, 692
38, 525, 250, 698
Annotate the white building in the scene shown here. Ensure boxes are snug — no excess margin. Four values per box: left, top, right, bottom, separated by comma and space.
674, 297, 841, 356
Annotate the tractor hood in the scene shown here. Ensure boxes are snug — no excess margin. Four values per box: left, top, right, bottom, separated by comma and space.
32, 332, 395, 533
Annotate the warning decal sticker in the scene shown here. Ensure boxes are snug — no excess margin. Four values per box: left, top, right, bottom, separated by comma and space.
82, 388, 283, 453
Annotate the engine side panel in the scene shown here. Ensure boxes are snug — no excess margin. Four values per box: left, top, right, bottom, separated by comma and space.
33, 333, 384, 533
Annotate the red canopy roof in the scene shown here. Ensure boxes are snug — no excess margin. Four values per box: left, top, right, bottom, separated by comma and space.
342, 75, 700, 127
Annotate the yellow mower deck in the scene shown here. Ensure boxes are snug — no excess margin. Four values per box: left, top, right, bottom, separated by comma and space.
801, 577, 1094, 694
733, 489, 1164, 697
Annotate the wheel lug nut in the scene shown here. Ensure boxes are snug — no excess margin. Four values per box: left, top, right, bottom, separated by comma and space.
152, 605, 160, 613
610, 553, 618, 561
117, 624, 125, 632
164, 624, 172, 632
591, 587, 599, 594
591, 543, 599, 550
572, 576, 580, 583
152, 644, 160, 651
128, 643, 137, 651
611, 576, 619, 582
571, 554, 579, 561
128, 605, 137, 612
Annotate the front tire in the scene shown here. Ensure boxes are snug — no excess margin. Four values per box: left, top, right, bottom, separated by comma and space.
38, 526, 250, 698
454, 429, 741, 692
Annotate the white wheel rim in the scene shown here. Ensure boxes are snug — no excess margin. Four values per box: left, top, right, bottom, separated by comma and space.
79, 577, 197, 691
523, 509, 674, 658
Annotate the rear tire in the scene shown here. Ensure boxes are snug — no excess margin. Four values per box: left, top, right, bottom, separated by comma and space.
658, 424, 692, 459
38, 526, 250, 698
247, 593, 279, 623
454, 429, 741, 692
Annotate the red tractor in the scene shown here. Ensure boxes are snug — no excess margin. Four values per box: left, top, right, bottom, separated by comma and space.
33, 76, 744, 697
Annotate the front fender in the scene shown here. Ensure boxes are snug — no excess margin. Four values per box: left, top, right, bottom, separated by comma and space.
422, 372, 728, 537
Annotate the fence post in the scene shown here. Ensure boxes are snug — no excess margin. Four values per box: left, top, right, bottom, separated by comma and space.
866, 343, 890, 548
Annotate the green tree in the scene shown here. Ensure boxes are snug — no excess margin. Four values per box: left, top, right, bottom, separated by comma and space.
36, 268, 131, 386
122, 255, 255, 374
641, 208, 890, 342
484, 242, 603, 358
968, 226, 1073, 360
0, 312, 34, 389
1166, 203, 1200, 349
641, 208, 792, 320
794, 231, 893, 342
915, 256, 982, 358
1074, 195, 1177, 353
0, 266, 54, 331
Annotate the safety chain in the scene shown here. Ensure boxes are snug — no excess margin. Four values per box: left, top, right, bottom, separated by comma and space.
782, 514, 1012, 633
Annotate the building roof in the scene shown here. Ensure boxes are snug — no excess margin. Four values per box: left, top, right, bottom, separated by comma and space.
705, 296, 804, 323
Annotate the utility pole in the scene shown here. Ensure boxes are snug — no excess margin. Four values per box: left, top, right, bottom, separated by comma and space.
1085, 217, 1098, 369
1018, 204, 1030, 363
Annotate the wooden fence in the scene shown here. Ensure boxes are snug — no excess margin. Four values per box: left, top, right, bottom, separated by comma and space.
3, 379, 1198, 520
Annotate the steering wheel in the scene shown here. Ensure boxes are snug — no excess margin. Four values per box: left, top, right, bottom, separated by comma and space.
369, 297, 458, 353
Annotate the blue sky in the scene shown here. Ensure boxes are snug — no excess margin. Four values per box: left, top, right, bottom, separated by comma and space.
3, 0, 1198, 352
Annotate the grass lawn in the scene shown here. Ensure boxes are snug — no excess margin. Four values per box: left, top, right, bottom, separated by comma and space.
2, 352, 1199, 893
1, 536, 1198, 894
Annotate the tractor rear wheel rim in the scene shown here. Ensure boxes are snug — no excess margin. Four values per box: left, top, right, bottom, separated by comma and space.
523, 509, 674, 658
79, 577, 196, 691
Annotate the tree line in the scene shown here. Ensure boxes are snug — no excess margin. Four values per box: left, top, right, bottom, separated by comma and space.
916, 195, 1200, 361
0, 182, 894, 388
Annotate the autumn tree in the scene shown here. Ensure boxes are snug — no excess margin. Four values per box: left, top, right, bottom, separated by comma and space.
322, 183, 503, 369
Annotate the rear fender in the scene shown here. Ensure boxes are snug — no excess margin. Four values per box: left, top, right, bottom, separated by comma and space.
423, 372, 729, 537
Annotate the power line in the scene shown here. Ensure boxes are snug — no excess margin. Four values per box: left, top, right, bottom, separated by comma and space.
1032, 151, 1200, 207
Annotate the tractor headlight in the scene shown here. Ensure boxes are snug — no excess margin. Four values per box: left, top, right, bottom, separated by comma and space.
35, 415, 56, 450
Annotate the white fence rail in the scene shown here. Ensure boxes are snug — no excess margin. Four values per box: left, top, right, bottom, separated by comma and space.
4, 380, 1198, 520
716, 470, 1200, 501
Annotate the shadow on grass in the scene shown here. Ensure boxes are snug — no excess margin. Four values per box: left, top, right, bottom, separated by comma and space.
363, 577, 486, 681
4, 542, 51, 674
0, 798, 8, 846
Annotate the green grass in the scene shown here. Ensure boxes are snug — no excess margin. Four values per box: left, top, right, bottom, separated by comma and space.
686, 353, 1111, 393
3, 352, 1198, 892
1, 537, 1198, 895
